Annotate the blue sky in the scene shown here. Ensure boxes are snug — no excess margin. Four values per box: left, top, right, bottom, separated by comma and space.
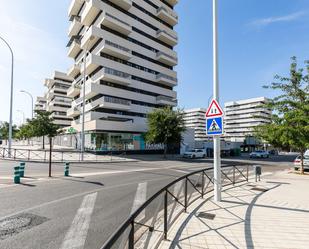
0, 0, 308, 124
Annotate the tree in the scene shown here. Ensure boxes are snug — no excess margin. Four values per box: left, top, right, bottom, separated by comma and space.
15, 122, 35, 144
256, 57, 309, 174
145, 107, 186, 158
0, 121, 18, 141
31, 111, 63, 177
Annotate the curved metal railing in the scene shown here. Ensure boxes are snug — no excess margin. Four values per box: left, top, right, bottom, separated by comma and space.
100, 164, 251, 249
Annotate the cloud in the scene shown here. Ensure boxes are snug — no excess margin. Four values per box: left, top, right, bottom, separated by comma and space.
248, 11, 306, 28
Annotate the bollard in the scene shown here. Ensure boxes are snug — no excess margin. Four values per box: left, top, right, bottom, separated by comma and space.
14, 166, 20, 184
64, 162, 70, 177
19, 162, 25, 177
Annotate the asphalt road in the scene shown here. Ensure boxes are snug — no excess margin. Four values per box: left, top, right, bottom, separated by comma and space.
0, 155, 294, 249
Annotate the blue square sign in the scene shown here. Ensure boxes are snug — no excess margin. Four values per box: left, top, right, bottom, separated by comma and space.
206, 117, 223, 136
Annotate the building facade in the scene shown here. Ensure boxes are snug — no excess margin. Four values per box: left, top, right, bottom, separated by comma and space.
183, 108, 208, 141
34, 96, 47, 112
66, 0, 178, 151
224, 97, 271, 143
44, 71, 73, 128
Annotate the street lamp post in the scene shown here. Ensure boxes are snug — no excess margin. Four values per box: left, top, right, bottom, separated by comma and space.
0, 36, 14, 156
20, 90, 34, 119
213, 0, 222, 202
81, 36, 94, 161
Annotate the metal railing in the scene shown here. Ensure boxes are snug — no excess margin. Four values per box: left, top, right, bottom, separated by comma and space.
100, 164, 251, 249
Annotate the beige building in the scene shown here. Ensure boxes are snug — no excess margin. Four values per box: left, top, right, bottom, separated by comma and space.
44, 71, 73, 128
66, 0, 178, 151
183, 108, 208, 141
224, 97, 271, 143
34, 96, 47, 112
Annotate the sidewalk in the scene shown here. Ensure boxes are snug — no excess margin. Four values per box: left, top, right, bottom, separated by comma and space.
159, 170, 309, 249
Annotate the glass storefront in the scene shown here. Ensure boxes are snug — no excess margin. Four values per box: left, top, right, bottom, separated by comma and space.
85, 132, 145, 151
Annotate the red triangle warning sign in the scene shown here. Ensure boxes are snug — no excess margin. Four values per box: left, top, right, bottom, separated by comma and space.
206, 99, 224, 117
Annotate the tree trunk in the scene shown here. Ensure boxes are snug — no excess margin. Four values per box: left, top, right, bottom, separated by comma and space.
164, 143, 168, 159
300, 150, 305, 175
42, 136, 45, 150
49, 137, 52, 177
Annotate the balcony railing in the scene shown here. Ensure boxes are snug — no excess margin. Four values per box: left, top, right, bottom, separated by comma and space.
105, 40, 130, 53
157, 51, 178, 62
156, 73, 177, 83
157, 6, 178, 20
104, 96, 131, 106
105, 12, 131, 28
157, 95, 177, 104
156, 29, 178, 41
104, 67, 131, 79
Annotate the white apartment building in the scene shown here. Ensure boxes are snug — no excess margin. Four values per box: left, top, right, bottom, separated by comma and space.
44, 71, 73, 128
66, 0, 178, 151
183, 108, 208, 141
34, 96, 47, 112
224, 97, 272, 143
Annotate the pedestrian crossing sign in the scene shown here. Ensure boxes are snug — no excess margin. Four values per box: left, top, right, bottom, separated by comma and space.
206, 117, 223, 136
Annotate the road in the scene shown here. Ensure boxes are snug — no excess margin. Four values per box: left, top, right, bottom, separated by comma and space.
0, 155, 294, 249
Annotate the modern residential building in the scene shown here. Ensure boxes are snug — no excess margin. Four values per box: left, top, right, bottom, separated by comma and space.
34, 96, 47, 112
44, 71, 73, 128
183, 108, 208, 141
66, 0, 178, 151
224, 97, 272, 144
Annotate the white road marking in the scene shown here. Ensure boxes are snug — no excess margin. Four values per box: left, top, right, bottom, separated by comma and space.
131, 182, 147, 219
60, 192, 97, 249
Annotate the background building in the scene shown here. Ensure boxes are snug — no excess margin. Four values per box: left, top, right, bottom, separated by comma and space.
66, 0, 178, 151
34, 96, 47, 112
224, 97, 272, 149
183, 108, 208, 141
44, 71, 73, 128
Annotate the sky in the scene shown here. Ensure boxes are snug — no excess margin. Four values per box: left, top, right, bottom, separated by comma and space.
0, 0, 308, 125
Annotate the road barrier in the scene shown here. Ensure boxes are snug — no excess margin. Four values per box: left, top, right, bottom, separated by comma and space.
64, 162, 70, 177
100, 164, 252, 249
14, 166, 20, 184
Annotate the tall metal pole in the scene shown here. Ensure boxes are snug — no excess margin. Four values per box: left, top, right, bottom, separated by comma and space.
81, 48, 87, 161
213, 0, 221, 202
0, 36, 14, 156
20, 90, 34, 119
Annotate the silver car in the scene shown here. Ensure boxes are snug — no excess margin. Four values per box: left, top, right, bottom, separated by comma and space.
249, 150, 270, 158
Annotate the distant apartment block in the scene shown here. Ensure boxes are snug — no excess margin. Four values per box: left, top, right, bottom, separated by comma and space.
44, 71, 73, 128
66, 0, 178, 151
224, 97, 271, 142
34, 96, 47, 112
183, 108, 208, 141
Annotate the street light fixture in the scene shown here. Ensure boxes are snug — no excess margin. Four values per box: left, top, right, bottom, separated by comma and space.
20, 90, 34, 119
0, 36, 14, 156
81, 35, 95, 161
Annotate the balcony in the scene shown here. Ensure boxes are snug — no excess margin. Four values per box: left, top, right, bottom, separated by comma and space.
165, 0, 178, 6
156, 51, 177, 66
84, 54, 101, 74
67, 37, 81, 58
90, 67, 131, 85
67, 85, 81, 98
100, 40, 132, 60
67, 107, 81, 118
68, 64, 80, 78
68, 16, 82, 37
81, 0, 101, 26
156, 30, 178, 46
156, 95, 177, 106
68, 0, 84, 17
109, 0, 132, 10
156, 73, 177, 86
157, 6, 178, 26
86, 96, 131, 112
101, 12, 132, 35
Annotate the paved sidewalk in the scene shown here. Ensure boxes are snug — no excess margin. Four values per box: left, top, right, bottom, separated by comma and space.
159, 170, 309, 249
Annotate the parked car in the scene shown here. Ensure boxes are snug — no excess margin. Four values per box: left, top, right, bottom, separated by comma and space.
294, 155, 309, 171
183, 149, 206, 159
249, 150, 270, 158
